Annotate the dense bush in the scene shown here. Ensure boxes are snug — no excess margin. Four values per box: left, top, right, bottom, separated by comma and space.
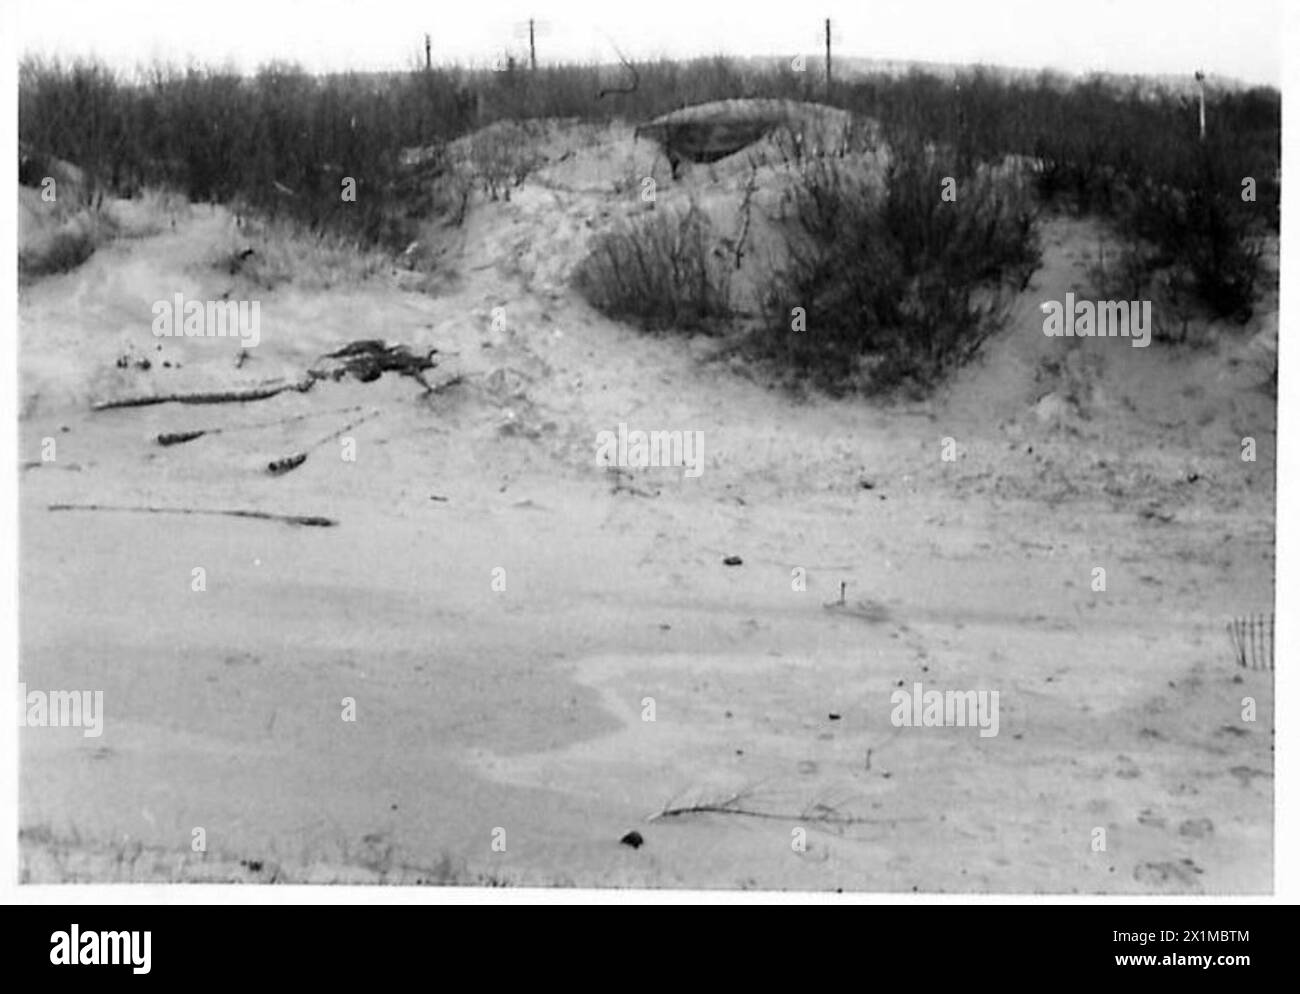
1116, 145, 1268, 319
753, 137, 1040, 393
19, 59, 458, 250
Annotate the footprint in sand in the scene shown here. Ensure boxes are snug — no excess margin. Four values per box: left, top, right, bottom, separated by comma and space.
1228, 766, 1271, 788
1136, 808, 1166, 828
1114, 754, 1142, 779
822, 597, 892, 623
1178, 818, 1214, 839
1133, 858, 1203, 890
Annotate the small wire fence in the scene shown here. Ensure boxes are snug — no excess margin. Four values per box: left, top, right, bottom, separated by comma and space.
1227, 613, 1273, 671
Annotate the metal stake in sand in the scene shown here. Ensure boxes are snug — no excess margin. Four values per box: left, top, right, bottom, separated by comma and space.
823, 580, 848, 610
267, 408, 382, 476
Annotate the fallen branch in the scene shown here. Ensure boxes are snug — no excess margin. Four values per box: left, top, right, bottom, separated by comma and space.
265, 408, 382, 476
266, 452, 308, 476
98, 341, 445, 415
94, 378, 315, 411
155, 404, 365, 447
651, 803, 923, 826
732, 162, 759, 269
48, 503, 337, 527
156, 429, 207, 447
309, 341, 438, 388
649, 789, 925, 827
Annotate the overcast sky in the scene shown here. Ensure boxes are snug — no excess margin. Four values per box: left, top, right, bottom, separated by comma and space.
15, 0, 1284, 86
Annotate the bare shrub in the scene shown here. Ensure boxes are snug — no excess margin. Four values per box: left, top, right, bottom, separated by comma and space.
574, 202, 733, 333
467, 122, 544, 201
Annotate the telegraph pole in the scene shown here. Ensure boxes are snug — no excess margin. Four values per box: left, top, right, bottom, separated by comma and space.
425, 33, 431, 71
1195, 69, 1206, 140
825, 18, 832, 99
530, 19, 537, 70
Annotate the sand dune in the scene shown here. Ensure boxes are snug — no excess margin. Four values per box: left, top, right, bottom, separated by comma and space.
17, 117, 1275, 891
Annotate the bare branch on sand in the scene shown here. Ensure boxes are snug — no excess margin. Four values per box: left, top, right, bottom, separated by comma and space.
48, 503, 337, 527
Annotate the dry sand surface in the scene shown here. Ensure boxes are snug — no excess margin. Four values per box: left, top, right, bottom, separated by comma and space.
18, 116, 1275, 891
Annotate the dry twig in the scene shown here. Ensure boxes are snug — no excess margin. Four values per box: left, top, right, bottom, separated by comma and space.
48, 503, 337, 527
94, 378, 314, 411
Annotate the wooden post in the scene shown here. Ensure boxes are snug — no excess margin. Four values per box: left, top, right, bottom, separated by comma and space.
1195, 70, 1206, 140
425, 33, 431, 71
530, 19, 537, 70
825, 18, 832, 100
